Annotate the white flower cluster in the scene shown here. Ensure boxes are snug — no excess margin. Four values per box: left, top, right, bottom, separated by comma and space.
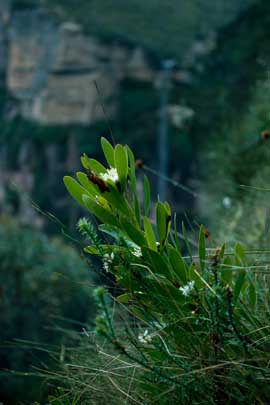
179, 281, 195, 297
132, 246, 142, 258
138, 329, 152, 344
103, 252, 115, 272
100, 168, 119, 183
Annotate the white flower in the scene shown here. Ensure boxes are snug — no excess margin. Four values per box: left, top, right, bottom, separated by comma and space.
100, 168, 119, 183
138, 329, 152, 344
132, 246, 142, 257
103, 252, 115, 272
103, 262, 109, 272
179, 281, 195, 297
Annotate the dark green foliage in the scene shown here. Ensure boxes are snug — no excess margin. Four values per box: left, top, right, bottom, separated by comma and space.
44, 0, 253, 60
0, 217, 96, 404
198, 58, 270, 245
187, 0, 270, 142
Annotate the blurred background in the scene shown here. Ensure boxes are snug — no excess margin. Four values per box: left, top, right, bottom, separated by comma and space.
1, 0, 270, 403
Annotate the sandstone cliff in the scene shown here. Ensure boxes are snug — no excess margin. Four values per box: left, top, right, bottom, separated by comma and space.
1, 3, 157, 125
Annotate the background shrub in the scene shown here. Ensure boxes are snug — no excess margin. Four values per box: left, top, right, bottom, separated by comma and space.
0, 216, 96, 404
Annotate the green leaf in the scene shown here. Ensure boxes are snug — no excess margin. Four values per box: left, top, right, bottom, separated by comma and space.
143, 175, 151, 216
199, 225, 206, 272
134, 194, 141, 225
104, 188, 135, 219
141, 246, 170, 277
171, 213, 182, 252
156, 202, 171, 246
144, 217, 157, 251
188, 263, 205, 289
80, 154, 107, 173
63, 176, 89, 206
117, 293, 132, 303
130, 306, 151, 323
101, 137, 115, 167
99, 224, 134, 246
219, 244, 226, 261
120, 217, 147, 246
168, 246, 187, 283
221, 256, 233, 285
84, 245, 99, 255
81, 153, 91, 170
115, 144, 128, 190
248, 281, 257, 310
235, 242, 246, 266
82, 195, 119, 227
126, 145, 136, 193
233, 270, 246, 304
88, 159, 107, 174
76, 172, 100, 197
145, 274, 185, 306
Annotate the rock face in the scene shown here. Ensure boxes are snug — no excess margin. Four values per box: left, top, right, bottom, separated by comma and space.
4, 7, 156, 125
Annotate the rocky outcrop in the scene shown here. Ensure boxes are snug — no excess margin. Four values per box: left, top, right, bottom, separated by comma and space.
4, 7, 157, 125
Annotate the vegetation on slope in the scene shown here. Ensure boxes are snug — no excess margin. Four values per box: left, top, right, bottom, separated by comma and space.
14, 0, 253, 60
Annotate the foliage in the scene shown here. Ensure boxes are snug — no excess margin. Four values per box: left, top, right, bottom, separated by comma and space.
62, 139, 270, 403
0, 217, 96, 404
198, 71, 270, 246
189, 0, 270, 135
44, 0, 253, 60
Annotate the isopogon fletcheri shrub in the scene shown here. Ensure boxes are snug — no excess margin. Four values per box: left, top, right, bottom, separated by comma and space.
64, 138, 270, 404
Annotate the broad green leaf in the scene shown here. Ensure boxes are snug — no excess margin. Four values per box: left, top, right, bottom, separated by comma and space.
199, 225, 206, 272
168, 246, 187, 283
84, 245, 99, 255
104, 188, 135, 219
81, 153, 91, 170
80, 154, 107, 173
143, 175, 151, 216
145, 274, 185, 306
234, 242, 246, 266
82, 195, 119, 227
141, 246, 170, 277
115, 144, 128, 189
99, 224, 135, 246
88, 159, 107, 174
76, 172, 100, 197
156, 202, 170, 246
63, 176, 89, 206
144, 217, 157, 251
117, 293, 132, 303
120, 217, 147, 246
101, 137, 115, 167
164, 201, 171, 216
